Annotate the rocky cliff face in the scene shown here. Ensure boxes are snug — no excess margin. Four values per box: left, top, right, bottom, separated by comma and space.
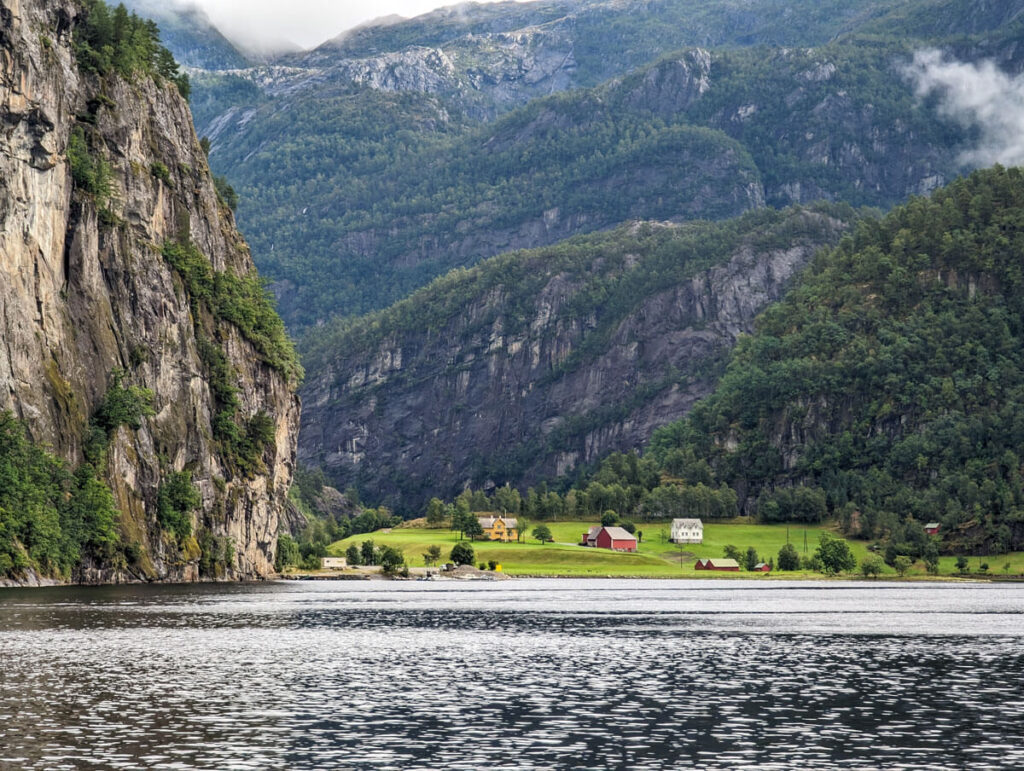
299, 208, 849, 512
0, 0, 299, 582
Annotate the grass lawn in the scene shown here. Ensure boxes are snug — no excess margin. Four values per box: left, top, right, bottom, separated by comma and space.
327, 519, 1024, 578
329, 525, 681, 577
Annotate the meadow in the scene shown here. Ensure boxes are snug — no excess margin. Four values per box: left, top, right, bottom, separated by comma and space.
328, 519, 1024, 578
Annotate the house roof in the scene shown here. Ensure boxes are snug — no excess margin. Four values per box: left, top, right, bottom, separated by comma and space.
704, 558, 740, 568
754, 563, 770, 569
924, 522, 940, 529
585, 525, 602, 538
478, 516, 518, 529
671, 518, 703, 528
602, 526, 636, 541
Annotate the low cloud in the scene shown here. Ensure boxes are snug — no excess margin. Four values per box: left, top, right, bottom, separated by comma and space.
904, 48, 1024, 168
188, 0, 511, 50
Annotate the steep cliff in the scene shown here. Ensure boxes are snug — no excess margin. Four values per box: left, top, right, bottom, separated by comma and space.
299, 206, 851, 512
0, 0, 299, 583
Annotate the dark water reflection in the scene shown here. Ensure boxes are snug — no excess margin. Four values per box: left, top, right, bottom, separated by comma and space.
1, 580, 1022, 769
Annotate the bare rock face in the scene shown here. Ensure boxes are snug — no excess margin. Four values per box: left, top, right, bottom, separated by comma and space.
299, 209, 849, 513
0, 0, 299, 582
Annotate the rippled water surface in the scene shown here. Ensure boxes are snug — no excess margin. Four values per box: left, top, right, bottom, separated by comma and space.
1, 579, 1023, 769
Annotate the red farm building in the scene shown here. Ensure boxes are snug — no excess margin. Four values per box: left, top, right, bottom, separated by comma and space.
694, 558, 741, 571
924, 522, 940, 535
581, 526, 637, 552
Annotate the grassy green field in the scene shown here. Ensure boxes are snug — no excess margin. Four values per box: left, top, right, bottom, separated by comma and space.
327, 519, 1024, 578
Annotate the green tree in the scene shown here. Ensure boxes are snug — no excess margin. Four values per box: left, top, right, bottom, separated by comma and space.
450, 542, 475, 566
345, 543, 361, 566
601, 510, 617, 526
464, 516, 484, 541
723, 544, 742, 562
893, 555, 913, 577
955, 555, 969, 574
94, 370, 155, 434
777, 542, 800, 571
360, 539, 377, 566
815, 533, 856, 575
425, 498, 447, 527
532, 524, 553, 543
803, 554, 824, 573
423, 545, 442, 566
744, 546, 760, 572
493, 484, 522, 515
379, 545, 405, 575
275, 534, 301, 571
451, 501, 473, 539
860, 555, 883, 578
67, 126, 111, 201
213, 175, 238, 210
923, 542, 940, 575
66, 469, 119, 560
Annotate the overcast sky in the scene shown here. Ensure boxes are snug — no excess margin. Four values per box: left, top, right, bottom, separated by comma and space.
188, 0, 510, 50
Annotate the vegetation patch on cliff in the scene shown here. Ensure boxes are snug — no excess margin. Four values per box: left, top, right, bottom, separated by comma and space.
162, 240, 301, 381
0, 371, 152, 580
74, 0, 190, 97
160, 239, 296, 479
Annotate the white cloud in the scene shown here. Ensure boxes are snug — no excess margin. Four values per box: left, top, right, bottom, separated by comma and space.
904, 48, 1024, 168
187, 0, 512, 50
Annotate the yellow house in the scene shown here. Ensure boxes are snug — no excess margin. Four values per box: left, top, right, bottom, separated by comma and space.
478, 515, 518, 542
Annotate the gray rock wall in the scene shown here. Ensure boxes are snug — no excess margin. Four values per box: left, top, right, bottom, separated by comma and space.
0, 0, 299, 582
300, 211, 847, 512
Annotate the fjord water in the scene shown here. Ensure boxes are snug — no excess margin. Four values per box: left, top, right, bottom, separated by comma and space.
1, 580, 1022, 770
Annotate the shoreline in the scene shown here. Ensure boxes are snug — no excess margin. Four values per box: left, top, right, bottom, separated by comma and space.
278, 568, 1017, 584
4, 566, 1022, 589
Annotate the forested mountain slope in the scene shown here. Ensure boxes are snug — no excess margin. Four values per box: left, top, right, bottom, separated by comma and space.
299, 205, 853, 512
219, 40, 974, 325
164, 0, 1019, 328
638, 167, 1024, 554
0, 0, 299, 584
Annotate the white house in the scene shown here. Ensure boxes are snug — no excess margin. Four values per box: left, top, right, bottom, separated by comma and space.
320, 556, 348, 569
670, 518, 703, 544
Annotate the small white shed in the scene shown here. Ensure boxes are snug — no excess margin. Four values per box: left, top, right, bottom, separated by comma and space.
321, 556, 348, 569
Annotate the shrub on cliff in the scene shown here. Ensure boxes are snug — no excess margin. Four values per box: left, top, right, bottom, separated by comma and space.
157, 471, 200, 542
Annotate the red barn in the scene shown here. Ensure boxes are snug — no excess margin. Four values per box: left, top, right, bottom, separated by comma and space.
924, 522, 940, 535
593, 526, 637, 552
753, 563, 772, 572
695, 558, 740, 571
